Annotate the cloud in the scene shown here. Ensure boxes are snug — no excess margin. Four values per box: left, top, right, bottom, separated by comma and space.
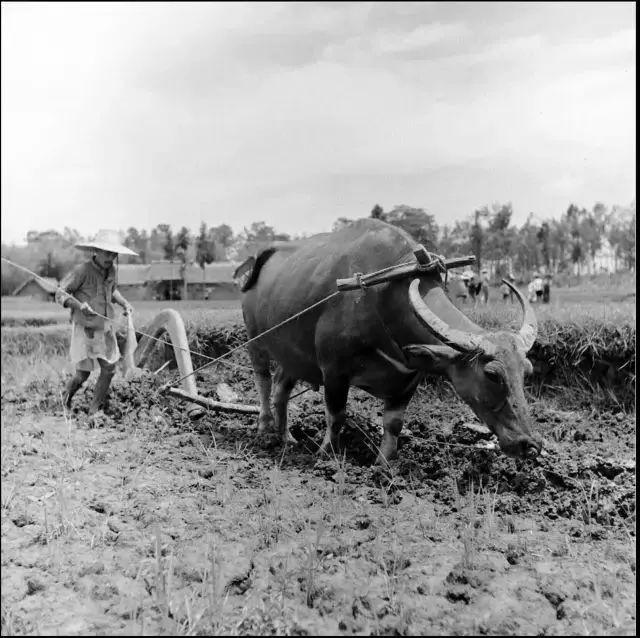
0, 3, 635, 245
543, 173, 586, 198
322, 21, 470, 62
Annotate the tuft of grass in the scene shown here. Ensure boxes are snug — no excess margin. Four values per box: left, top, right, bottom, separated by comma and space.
3, 295, 635, 410
467, 302, 635, 410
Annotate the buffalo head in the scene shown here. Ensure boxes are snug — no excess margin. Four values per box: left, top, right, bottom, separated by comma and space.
404, 278, 541, 459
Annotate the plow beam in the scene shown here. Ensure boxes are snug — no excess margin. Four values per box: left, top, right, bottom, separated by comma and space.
134, 308, 260, 418
167, 387, 260, 415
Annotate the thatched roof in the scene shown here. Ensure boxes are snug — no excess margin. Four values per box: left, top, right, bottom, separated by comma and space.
115, 261, 237, 285
12, 276, 58, 295
117, 264, 149, 285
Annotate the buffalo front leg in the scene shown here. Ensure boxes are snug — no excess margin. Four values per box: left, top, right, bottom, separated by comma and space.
318, 377, 349, 457
375, 395, 412, 467
247, 345, 275, 434
273, 366, 297, 444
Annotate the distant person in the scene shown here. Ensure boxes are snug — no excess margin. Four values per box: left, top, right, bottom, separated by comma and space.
542, 274, 552, 303
500, 280, 511, 303
480, 268, 490, 304
55, 229, 137, 417
533, 273, 544, 302
527, 279, 537, 303
461, 271, 471, 302
467, 273, 478, 304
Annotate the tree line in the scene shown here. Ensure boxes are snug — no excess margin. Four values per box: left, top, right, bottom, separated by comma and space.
336, 200, 635, 279
1, 199, 635, 295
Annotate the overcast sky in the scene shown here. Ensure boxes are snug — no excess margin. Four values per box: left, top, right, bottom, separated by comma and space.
1, 1, 635, 245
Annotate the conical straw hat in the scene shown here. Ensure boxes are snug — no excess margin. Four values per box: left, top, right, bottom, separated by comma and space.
75, 229, 138, 256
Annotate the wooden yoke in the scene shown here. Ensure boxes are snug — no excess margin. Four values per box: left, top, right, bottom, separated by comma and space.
336, 245, 476, 292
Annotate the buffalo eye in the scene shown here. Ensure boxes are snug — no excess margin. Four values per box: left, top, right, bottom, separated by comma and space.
484, 368, 503, 384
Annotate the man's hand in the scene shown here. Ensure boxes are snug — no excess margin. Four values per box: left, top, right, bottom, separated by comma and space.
80, 302, 98, 317
122, 303, 134, 317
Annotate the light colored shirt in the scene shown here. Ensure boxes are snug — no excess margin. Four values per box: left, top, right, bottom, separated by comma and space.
55, 258, 119, 328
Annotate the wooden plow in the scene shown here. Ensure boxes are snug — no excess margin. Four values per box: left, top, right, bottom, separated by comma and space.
132, 309, 260, 418
149, 247, 475, 419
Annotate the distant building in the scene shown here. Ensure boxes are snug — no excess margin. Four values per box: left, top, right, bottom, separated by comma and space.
184, 263, 238, 300
113, 261, 240, 301
147, 261, 184, 300
12, 262, 243, 303
116, 264, 150, 300
12, 276, 59, 302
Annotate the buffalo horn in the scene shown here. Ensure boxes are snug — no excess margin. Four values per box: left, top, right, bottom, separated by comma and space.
502, 279, 537, 352
408, 278, 497, 356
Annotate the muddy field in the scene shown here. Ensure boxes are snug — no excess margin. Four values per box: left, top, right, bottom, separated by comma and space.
1, 341, 636, 636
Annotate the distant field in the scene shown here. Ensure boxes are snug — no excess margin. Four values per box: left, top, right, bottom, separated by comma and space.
0, 297, 242, 328
1, 278, 635, 327
2, 277, 635, 411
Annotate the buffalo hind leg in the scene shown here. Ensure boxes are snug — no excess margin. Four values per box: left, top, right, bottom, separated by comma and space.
247, 345, 275, 434
273, 366, 297, 444
376, 394, 413, 466
318, 377, 349, 457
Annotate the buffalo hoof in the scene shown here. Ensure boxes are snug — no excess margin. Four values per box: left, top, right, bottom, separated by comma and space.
256, 430, 282, 450
257, 415, 275, 434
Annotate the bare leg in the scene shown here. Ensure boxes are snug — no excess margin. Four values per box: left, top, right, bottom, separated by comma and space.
89, 358, 116, 415
376, 394, 412, 466
248, 345, 275, 433
318, 377, 349, 457
272, 366, 297, 444
63, 369, 91, 409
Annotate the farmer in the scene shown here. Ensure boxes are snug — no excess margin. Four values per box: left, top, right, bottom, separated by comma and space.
55, 229, 137, 416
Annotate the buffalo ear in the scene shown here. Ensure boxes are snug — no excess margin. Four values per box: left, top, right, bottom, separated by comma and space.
403, 344, 461, 374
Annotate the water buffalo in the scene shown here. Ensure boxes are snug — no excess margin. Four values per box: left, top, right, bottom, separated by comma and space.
241, 218, 541, 464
